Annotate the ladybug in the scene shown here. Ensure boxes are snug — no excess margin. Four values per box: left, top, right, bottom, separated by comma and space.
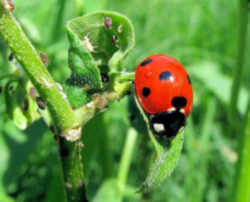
135, 54, 193, 138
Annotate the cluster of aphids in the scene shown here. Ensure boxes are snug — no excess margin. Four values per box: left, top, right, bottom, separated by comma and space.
104, 16, 122, 48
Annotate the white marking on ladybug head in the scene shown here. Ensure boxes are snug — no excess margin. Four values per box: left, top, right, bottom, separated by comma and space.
167, 107, 176, 113
180, 108, 185, 114
153, 123, 165, 133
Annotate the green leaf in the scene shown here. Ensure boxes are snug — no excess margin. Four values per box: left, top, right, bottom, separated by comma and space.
81, 0, 107, 13
67, 11, 135, 72
0, 120, 46, 196
4, 80, 28, 130
67, 30, 102, 89
45, 159, 67, 202
93, 179, 122, 202
23, 82, 41, 125
63, 83, 90, 108
188, 61, 248, 115
139, 131, 184, 192
93, 178, 141, 202
65, 11, 135, 108
134, 96, 184, 192
12, 107, 28, 130
0, 195, 14, 202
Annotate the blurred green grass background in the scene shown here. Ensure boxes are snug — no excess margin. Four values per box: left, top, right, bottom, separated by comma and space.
0, 0, 249, 201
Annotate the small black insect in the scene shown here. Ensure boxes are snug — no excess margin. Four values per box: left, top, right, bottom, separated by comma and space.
101, 73, 109, 83
36, 97, 46, 110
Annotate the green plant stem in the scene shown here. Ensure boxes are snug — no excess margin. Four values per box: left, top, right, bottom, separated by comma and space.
233, 99, 250, 202
0, 6, 78, 133
118, 72, 135, 82
229, 0, 248, 123
58, 137, 88, 202
76, 81, 132, 125
0, 5, 87, 202
100, 116, 113, 179
50, 0, 67, 42
117, 128, 138, 194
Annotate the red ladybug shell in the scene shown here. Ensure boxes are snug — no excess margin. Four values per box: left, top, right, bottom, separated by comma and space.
135, 54, 193, 116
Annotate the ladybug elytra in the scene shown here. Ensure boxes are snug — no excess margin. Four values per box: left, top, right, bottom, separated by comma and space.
135, 54, 193, 138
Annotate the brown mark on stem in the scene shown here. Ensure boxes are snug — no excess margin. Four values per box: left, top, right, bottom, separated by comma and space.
65, 182, 72, 189
4, 0, 15, 12
40, 52, 49, 66
29, 87, 37, 99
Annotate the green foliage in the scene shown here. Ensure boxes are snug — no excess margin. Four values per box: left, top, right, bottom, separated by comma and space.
139, 131, 184, 192
4, 79, 28, 130
188, 62, 248, 115
67, 11, 134, 71
67, 27, 102, 90
0, 0, 249, 202
93, 179, 123, 202
233, 100, 250, 202
133, 94, 184, 192
64, 11, 135, 109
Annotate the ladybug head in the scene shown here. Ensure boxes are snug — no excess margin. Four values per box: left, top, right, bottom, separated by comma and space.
149, 109, 186, 138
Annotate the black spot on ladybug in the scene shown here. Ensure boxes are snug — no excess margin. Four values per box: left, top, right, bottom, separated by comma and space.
171, 97, 187, 108
140, 58, 152, 66
159, 71, 173, 81
187, 75, 192, 84
101, 73, 109, 83
142, 87, 150, 97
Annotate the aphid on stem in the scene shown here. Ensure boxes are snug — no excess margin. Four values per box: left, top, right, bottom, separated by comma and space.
104, 17, 112, 29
